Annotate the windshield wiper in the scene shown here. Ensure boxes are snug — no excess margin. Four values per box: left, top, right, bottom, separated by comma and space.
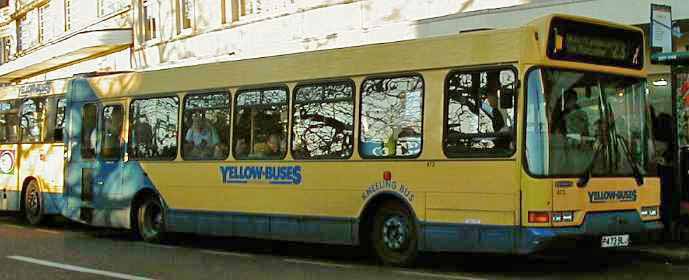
577, 137, 606, 187
613, 132, 644, 186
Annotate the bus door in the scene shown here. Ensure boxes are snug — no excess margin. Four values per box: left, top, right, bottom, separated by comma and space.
66, 102, 99, 216
94, 103, 125, 210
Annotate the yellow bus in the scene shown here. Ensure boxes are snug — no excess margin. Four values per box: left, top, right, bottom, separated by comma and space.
0, 80, 67, 225
61, 14, 661, 265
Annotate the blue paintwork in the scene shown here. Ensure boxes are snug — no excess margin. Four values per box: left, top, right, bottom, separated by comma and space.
166, 209, 356, 245
422, 211, 662, 253
63, 78, 158, 229
0, 190, 63, 215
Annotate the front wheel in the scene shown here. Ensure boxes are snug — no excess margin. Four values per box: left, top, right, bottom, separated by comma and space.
136, 196, 166, 243
370, 201, 418, 266
23, 180, 44, 225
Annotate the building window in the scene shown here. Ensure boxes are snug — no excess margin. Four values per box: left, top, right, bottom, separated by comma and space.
291, 81, 355, 159
17, 12, 38, 52
360, 75, 424, 158
0, 37, 11, 64
98, 0, 128, 17
233, 87, 288, 160
444, 69, 517, 156
65, 0, 72, 32
178, 0, 194, 32
129, 96, 179, 160
142, 0, 158, 41
38, 4, 51, 43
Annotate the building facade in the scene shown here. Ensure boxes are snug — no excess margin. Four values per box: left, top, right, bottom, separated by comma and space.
0, 0, 686, 95
0, 0, 132, 89
130, 0, 688, 73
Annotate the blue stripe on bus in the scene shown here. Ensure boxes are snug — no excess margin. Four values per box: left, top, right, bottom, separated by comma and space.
269, 181, 294, 185
226, 180, 248, 184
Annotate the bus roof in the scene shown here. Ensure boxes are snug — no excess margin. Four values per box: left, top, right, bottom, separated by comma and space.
79, 14, 645, 100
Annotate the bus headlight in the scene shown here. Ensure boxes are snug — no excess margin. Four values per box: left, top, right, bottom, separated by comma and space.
562, 211, 574, 222
551, 211, 574, 223
641, 206, 659, 217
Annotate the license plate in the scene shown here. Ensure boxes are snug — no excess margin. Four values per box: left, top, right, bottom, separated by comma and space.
601, 234, 630, 248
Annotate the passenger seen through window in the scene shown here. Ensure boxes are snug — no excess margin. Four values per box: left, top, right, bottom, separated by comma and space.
233, 88, 288, 160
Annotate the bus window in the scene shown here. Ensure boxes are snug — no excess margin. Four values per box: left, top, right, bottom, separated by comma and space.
445, 69, 516, 157
182, 92, 230, 160
81, 104, 98, 159
128, 97, 179, 160
20, 98, 47, 143
360, 75, 423, 158
0, 101, 18, 144
100, 105, 123, 160
45, 97, 65, 142
292, 81, 354, 159
55, 98, 65, 142
233, 87, 288, 160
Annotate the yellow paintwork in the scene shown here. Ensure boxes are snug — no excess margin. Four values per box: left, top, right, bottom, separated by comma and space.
0, 80, 66, 202
78, 14, 657, 228
18, 144, 64, 193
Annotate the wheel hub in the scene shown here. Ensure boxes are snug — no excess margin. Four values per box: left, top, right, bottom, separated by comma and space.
382, 216, 408, 250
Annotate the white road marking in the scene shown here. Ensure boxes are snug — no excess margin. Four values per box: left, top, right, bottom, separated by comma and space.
3, 224, 27, 230
7, 256, 155, 280
141, 243, 178, 250
35, 229, 61, 234
283, 258, 354, 269
200, 250, 254, 258
394, 270, 488, 280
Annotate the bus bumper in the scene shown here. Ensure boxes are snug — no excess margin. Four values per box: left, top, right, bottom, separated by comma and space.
519, 212, 663, 254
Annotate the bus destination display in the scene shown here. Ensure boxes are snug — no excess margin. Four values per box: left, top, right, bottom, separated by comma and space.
547, 17, 643, 69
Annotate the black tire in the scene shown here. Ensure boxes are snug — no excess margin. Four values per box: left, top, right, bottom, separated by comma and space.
135, 195, 166, 243
370, 201, 418, 266
23, 180, 44, 226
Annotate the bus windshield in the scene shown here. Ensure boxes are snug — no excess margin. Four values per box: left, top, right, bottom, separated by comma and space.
525, 68, 654, 177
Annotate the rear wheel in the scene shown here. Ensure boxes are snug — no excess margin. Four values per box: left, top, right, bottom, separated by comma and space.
136, 196, 165, 243
23, 180, 44, 226
370, 201, 418, 266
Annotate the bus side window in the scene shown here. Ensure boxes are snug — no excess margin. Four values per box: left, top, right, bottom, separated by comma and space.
81, 104, 98, 159
233, 87, 288, 160
0, 101, 19, 144
45, 97, 65, 142
100, 105, 123, 160
182, 92, 230, 160
359, 75, 423, 158
444, 69, 516, 157
128, 97, 179, 160
291, 81, 354, 160
20, 98, 47, 143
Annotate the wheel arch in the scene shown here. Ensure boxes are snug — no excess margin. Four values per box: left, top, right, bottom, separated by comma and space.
129, 187, 166, 230
357, 191, 420, 246
19, 176, 41, 211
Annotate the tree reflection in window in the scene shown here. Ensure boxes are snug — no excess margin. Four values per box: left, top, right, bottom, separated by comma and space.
292, 81, 354, 159
360, 76, 423, 158
0, 101, 19, 144
445, 69, 516, 156
233, 88, 288, 160
101, 105, 123, 160
129, 97, 179, 160
20, 98, 46, 143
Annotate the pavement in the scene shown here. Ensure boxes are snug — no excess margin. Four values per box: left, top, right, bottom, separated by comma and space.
626, 243, 689, 264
